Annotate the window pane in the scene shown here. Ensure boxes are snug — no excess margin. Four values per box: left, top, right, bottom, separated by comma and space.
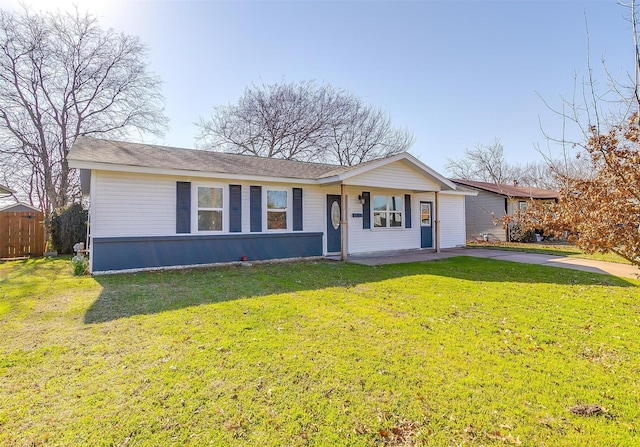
198, 187, 222, 208
267, 190, 287, 209
390, 212, 402, 227
421, 205, 431, 225
389, 196, 402, 211
267, 211, 287, 229
198, 210, 222, 231
373, 195, 387, 211
373, 212, 386, 228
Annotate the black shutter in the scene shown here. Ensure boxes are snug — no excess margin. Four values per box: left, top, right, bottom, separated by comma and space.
229, 185, 242, 232
362, 191, 371, 229
292, 187, 303, 231
250, 186, 262, 232
176, 182, 191, 233
404, 194, 412, 228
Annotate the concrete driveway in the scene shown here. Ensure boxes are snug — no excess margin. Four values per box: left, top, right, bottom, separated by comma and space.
347, 247, 640, 280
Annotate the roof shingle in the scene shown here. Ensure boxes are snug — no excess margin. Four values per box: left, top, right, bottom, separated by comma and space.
68, 137, 357, 180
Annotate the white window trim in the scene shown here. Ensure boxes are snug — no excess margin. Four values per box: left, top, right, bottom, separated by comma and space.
193, 183, 228, 233
264, 188, 290, 232
372, 194, 404, 229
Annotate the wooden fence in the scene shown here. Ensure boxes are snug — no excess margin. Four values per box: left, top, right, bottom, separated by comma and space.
0, 211, 45, 258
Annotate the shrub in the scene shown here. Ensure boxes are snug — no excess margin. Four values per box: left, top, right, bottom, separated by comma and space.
509, 223, 536, 243
71, 254, 88, 275
50, 203, 88, 254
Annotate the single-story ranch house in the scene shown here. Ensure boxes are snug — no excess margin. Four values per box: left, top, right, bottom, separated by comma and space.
68, 137, 472, 273
451, 179, 558, 242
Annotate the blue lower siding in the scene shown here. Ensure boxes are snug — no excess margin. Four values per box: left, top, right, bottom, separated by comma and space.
91, 232, 324, 272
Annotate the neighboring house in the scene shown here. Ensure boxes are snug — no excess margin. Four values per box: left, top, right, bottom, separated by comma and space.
68, 137, 472, 273
0, 184, 14, 198
0, 202, 41, 213
450, 179, 558, 242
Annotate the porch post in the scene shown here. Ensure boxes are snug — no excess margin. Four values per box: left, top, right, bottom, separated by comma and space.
435, 191, 440, 252
341, 183, 348, 260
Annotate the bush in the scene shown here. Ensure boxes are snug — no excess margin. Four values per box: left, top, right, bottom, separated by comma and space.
50, 203, 88, 254
71, 254, 88, 275
510, 223, 536, 243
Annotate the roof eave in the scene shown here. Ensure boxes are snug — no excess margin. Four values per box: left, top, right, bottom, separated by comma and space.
0, 184, 15, 196
68, 160, 319, 185
440, 189, 478, 196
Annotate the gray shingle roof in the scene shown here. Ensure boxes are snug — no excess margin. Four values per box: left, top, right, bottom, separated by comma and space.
451, 179, 558, 199
68, 137, 358, 180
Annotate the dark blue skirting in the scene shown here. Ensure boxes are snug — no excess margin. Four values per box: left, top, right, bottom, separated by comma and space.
91, 232, 323, 272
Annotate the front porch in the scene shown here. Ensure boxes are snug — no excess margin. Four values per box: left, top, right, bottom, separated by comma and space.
344, 247, 467, 266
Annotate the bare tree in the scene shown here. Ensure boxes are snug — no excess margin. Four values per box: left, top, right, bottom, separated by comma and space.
512, 156, 593, 189
327, 101, 414, 166
0, 6, 167, 214
445, 138, 591, 189
445, 139, 521, 184
196, 80, 413, 165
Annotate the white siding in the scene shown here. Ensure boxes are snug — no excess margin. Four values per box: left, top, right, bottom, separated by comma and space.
343, 160, 440, 191
347, 187, 429, 254
90, 171, 330, 238
438, 194, 466, 248
240, 183, 251, 233
238, 181, 326, 233
92, 171, 176, 237
89, 170, 465, 254
302, 185, 329, 234
325, 188, 466, 254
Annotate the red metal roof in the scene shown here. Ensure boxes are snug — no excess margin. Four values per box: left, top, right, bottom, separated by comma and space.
450, 179, 558, 199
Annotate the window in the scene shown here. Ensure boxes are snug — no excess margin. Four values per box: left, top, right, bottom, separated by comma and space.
373, 195, 402, 228
420, 202, 431, 226
267, 190, 287, 230
518, 201, 528, 211
197, 186, 223, 231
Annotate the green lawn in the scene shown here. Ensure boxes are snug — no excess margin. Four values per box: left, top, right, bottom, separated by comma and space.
467, 241, 632, 264
1, 257, 639, 446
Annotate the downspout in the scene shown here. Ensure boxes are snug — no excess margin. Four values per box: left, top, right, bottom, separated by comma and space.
88, 169, 96, 274
86, 202, 92, 273
341, 183, 348, 261
435, 191, 440, 252
504, 197, 510, 242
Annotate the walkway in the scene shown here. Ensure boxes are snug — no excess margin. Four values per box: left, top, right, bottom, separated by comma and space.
347, 247, 640, 280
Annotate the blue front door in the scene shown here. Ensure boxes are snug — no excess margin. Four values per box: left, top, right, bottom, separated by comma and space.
420, 201, 433, 248
326, 195, 341, 253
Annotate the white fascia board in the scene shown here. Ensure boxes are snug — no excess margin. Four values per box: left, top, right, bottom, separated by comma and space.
401, 153, 457, 189
315, 152, 405, 184
67, 160, 319, 185
316, 152, 457, 190
440, 189, 478, 196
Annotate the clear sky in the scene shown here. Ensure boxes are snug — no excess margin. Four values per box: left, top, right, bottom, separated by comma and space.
0, 0, 632, 174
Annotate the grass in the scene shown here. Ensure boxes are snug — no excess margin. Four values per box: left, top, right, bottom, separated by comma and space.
1, 257, 639, 446
467, 241, 632, 265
